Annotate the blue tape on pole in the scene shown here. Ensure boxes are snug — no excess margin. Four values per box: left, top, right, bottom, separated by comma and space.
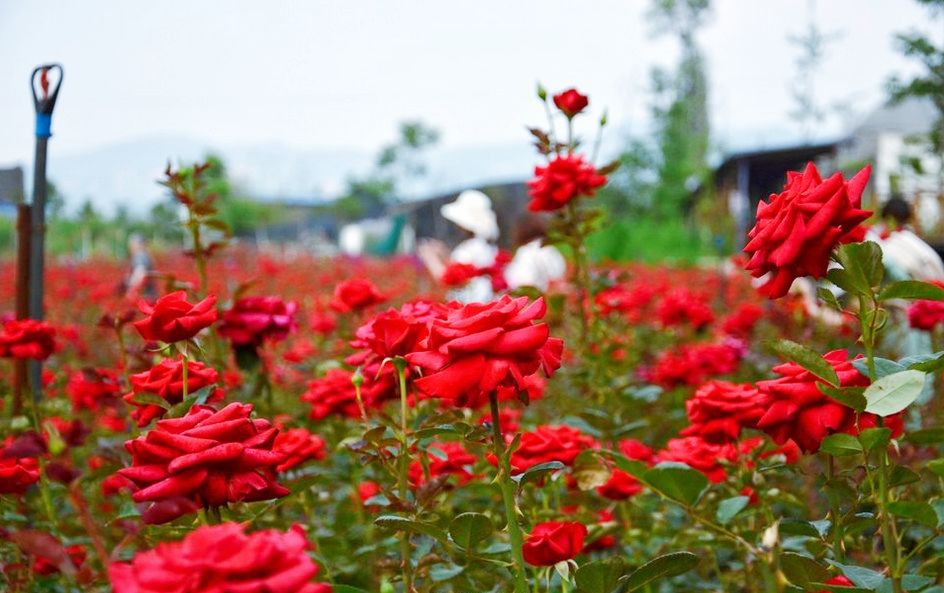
35, 113, 52, 138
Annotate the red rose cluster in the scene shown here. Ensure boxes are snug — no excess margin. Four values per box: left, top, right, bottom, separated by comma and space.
505, 425, 598, 473
744, 163, 872, 298
406, 296, 563, 408
66, 367, 122, 412
527, 154, 607, 212
109, 523, 329, 593
116, 402, 288, 522
0, 318, 56, 359
133, 291, 218, 343
756, 349, 903, 452
219, 296, 298, 346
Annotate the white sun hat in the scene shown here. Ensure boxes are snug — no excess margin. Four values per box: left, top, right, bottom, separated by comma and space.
440, 190, 499, 241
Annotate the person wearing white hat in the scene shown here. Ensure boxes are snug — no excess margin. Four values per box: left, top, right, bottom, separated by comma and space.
418, 189, 499, 303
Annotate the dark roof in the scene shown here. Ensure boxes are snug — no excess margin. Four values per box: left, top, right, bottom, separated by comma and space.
716, 141, 841, 172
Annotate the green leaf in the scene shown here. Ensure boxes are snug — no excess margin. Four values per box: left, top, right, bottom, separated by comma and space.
878, 280, 944, 301
927, 459, 944, 476
780, 552, 831, 588
818, 384, 867, 412
598, 450, 649, 479
853, 358, 904, 379
817, 287, 843, 311
412, 424, 462, 439
129, 392, 171, 410
858, 428, 892, 453
716, 496, 750, 525
835, 241, 884, 295
769, 340, 839, 386
374, 515, 448, 543
826, 560, 886, 590
889, 466, 921, 487
905, 427, 944, 444
332, 586, 371, 593
887, 501, 939, 528
863, 370, 925, 416
513, 461, 565, 487
644, 463, 709, 507
820, 433, 864, 457
621, 552, 699, 592
901, 352, 944, 373
429, 564, 464, 582
575, 557, 627, 593
448, 513, 493, 550
778, 519, 822, 539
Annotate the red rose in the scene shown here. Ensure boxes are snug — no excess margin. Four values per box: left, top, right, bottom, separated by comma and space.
273, 427, 327, 473
655, 436, 739, 483
330, 278, 386, 313
682, 380, 770, 443
756, 349, 903, 453
219, 296, 298, 346
597, 439, 653, 500
0, 438, 40, 495
358, 481, 381, 503
441, 262, 482, 287
744, 163, 872, 298
527, 154, 607, 212
409, 442, 477, 486
817, 576, 854, 591
522, 521, 587, 566
908, 292, 944, 330
552, 88, 589, 118
33, 544, 86, 576
117, 402, 289, 522
123, 356, 220, 427
505, 425, 598, 473
406, 296, 564, 408
301, 368, 395, 420
655, 288, 715, 330
132, 291, 218, 343
0, 319, 56, 359
645, 340, 743, 389
720, 303, 764, 337
66, 367, 122, 411
309, 308, 337, 336
109, 523, 326, 593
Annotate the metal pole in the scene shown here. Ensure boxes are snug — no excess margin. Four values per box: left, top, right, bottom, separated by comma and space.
13, 203, 31, 413
28, 64, 62, 405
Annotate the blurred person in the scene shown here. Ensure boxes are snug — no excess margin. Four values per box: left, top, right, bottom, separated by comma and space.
504, 212, 565, 291
124, 233, 156, 301
871, 196, 944, 282
417, 190, 498, 303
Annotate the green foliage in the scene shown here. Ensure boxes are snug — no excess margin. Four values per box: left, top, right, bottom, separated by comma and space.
586, 217, 710, 263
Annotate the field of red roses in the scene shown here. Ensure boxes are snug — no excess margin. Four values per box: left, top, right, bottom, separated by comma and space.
5, 89, 944, 593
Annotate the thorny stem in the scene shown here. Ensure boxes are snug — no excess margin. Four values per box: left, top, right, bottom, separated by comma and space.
489, 391, 530, 593
393, 359, 414, 593
566, 202, 594, 357
826, 454, 845, 562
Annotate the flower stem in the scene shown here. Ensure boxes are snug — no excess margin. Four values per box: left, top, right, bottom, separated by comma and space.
826, 454, 845, 562
393, 359, 414, 593
489, 391, 530, 593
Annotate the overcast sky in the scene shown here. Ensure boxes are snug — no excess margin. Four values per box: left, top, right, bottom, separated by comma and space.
0, 0, 937, 168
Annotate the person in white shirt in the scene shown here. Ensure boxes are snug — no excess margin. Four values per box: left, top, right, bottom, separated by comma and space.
504, 213, 566, 291
872, 197, 944, 282
417, 190, 499, 303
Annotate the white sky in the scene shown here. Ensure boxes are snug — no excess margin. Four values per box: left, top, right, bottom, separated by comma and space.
0, 0, 937, 165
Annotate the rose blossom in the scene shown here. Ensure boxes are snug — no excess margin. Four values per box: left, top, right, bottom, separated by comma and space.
756, 349, 903, 453
596, 439, 653, 500
553, 88, 589, 118
908, 291, 944, 330
109, 523, 327, 593
219, 296, 298, 346
656, 436, 739, 483
409, 442, 477, 486
301, 368, 395, 420
117, 402, 289, 522
0, 437, 40, 495
330, 278, 386, 313
527, 154, 607, 212
681, 380, 770, 443
0, 319, 56, 359
66, 367, 122, 412
744, 163, 872, 298
504, 425, 598, 473
406, 296, 564, 408
273, 427, 327, 473
655, 288, 715, 330
132, 291, 218, 343
522, 521, 587, 566
123, 356, 220, 427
